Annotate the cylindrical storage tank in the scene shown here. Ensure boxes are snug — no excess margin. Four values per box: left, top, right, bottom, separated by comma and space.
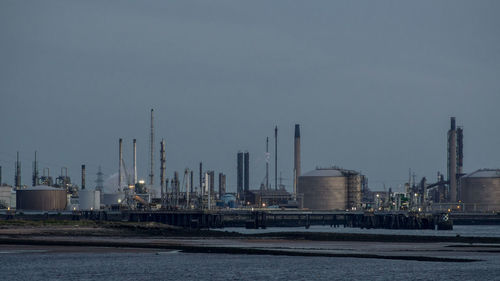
346, 174, 362, 210
460, 169, 500, 212
79, 190, 100, 210
103, 193, 124, 206
16, 185, 67, 211
298, 169, 347, 210
0, 186, 12, 208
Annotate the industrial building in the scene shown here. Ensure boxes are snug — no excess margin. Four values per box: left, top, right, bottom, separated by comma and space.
447, 117, 464, 202
16, 185, 67, 211
298, 168, 364, 210
246, 189, 293, 207
236, 151, 250, 201
459, 169, 500, 212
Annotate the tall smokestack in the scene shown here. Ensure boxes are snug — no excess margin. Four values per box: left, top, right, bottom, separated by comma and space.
237, 152, 243, 198
32, 151, 38, 186
133, 139, 137, 184
15, 151, 21, 189
457, 127, 464, 175
174, 171, 179, 206
199, 162, 203, 196
294, 124, 301, 199
448, 117, 457, 202
219, 173, 226, 197
209, 171, 215, 197
185, 168, 190, 207
119, 138, 123, 189
0, 166, 2, 186
160, 139, 166, 198
265, 137, 269, 190
244, 152, 249, 192
81, 164, 86, 190
190, 170, 193, 193
149, 109, 154, 188
274, 126, 278, 190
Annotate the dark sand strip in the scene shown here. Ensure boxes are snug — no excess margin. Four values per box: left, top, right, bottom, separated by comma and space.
0, 238, 480, 263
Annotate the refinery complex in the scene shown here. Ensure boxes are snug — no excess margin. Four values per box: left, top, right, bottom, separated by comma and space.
0, 111, 499, 216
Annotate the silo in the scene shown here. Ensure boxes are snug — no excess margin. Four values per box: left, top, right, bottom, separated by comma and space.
0, 186, 12, 208
16, 185, 67, 211
459, 169, 500, 212
298, 169, 347, 210
79, 190, 100, 210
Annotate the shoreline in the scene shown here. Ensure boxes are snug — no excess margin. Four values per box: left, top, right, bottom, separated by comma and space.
2, 220, 500, 244
0, 237, 481, 263
1, 220, 500, 263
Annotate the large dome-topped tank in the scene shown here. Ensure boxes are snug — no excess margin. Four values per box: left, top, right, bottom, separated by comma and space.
298, 168, 362, 210
460, 169, 500, 211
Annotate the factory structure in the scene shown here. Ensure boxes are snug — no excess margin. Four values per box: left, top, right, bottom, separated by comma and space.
298, 168, 365, 210
459, 169, 500, 211
1, 113, 498, 213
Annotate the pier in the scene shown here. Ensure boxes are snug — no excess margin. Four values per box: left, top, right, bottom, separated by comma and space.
1, 209, 461, 230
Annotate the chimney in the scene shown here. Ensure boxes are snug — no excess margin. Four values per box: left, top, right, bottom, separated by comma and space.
199, 162, 203, 196
265, 137, 269, 190
15, 151, 21, 189
219, 173, 226, 197
32, 151, 39, 186
149, 109, 155, 188
237, 152, 243, 198
119, 138, 123, 189
81, 164, 86, 190
274, 126, 278, 190
133, 139, 137, 184
294, 124, 301, 199
160, 139, 166, 198
448, 117, 457, 202
244, 152, 249, 192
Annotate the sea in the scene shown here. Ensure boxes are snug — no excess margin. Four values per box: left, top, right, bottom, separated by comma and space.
1, 225, 500, 281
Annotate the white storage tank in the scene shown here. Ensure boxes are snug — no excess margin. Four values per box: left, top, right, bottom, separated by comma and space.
0, 186, 13, 208
79, 190, 100, 210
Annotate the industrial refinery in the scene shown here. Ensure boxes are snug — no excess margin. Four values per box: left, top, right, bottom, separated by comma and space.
0, 112, 498, 228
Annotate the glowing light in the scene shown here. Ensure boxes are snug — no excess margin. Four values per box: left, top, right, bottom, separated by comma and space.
139, 180, 145, 184
118, 199, 122, 203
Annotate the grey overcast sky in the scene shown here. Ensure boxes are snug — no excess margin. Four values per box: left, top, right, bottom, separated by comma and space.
1, 1, 499, 193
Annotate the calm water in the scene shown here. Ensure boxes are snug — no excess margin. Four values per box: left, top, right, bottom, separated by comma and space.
1, 251, 499, 281
215, 224, 500, 237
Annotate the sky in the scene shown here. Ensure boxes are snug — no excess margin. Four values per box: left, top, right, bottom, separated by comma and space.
1, 1, 499, 193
